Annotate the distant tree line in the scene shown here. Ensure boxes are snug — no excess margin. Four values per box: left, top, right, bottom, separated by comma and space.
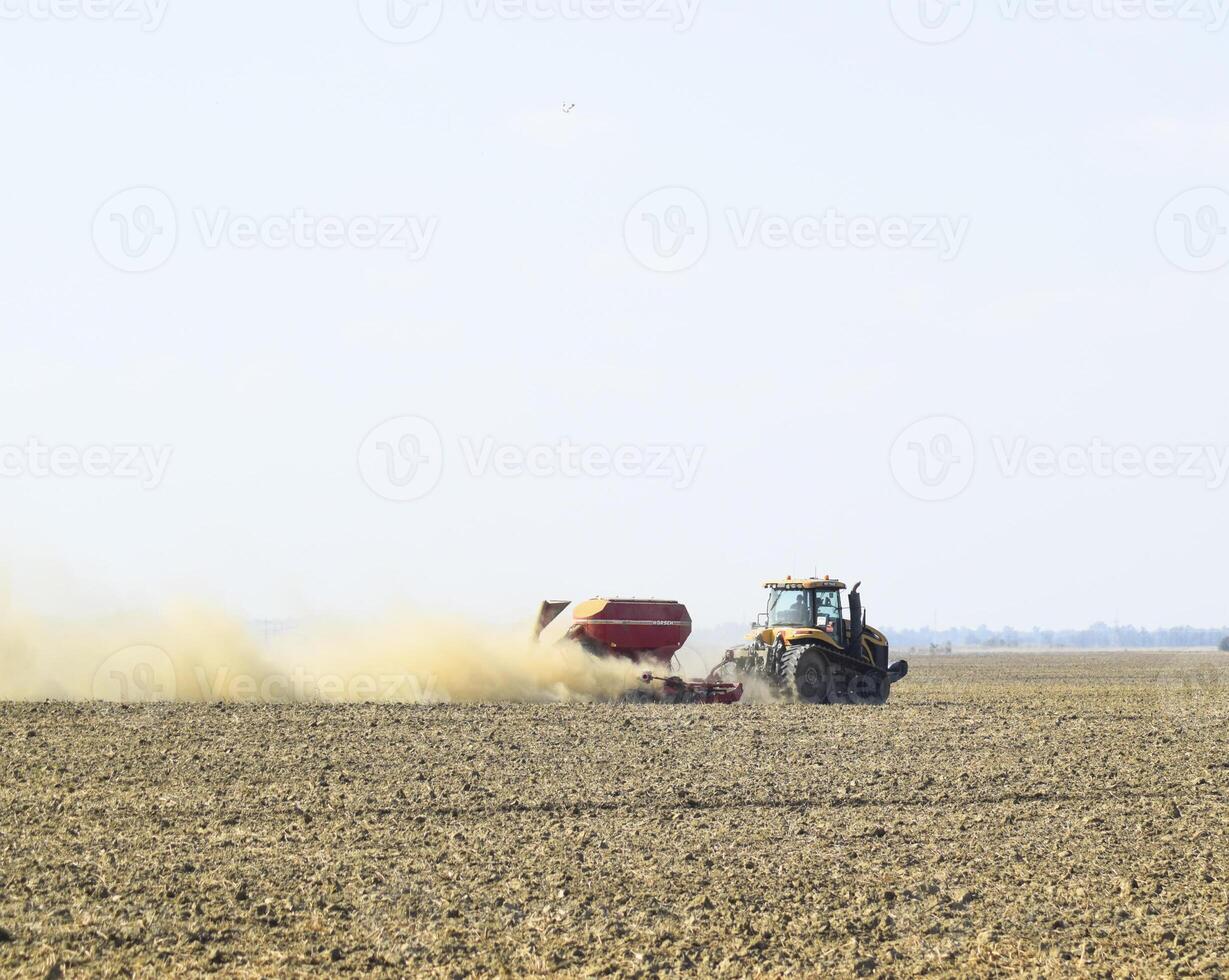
888, 623, 1229, 649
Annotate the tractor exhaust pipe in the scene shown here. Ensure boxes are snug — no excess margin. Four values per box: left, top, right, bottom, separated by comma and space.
847, 582, 864, 659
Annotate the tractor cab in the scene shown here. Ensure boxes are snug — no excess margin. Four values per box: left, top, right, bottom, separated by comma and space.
755, 578, 850, 645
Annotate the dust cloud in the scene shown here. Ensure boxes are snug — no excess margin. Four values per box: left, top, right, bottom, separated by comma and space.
0, 604, 644, 704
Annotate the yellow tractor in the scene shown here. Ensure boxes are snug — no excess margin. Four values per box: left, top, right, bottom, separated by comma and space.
717, 577, 908, 704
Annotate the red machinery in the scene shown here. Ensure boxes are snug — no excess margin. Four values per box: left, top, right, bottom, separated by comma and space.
534, 597, 742, 704
635, 672, 744, 704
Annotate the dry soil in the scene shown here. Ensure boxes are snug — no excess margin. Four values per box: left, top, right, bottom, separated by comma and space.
2, 651, 1227, 977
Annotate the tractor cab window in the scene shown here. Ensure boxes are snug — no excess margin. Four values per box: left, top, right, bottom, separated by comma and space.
814, 590, 841, 625
767, 588, 811, 627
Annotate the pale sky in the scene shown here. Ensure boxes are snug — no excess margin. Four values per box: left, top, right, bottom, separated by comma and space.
2, 1, 1227, 631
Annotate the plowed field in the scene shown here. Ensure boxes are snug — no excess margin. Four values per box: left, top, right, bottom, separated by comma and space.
2, 652, 1227, 977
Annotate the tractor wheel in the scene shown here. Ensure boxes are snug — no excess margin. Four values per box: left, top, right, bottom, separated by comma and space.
793, 647, 831, 704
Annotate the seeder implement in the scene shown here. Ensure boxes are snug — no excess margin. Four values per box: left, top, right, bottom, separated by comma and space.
533, 597, 743, 704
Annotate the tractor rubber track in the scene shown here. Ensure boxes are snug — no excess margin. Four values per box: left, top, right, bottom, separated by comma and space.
780, 644, 889, 705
